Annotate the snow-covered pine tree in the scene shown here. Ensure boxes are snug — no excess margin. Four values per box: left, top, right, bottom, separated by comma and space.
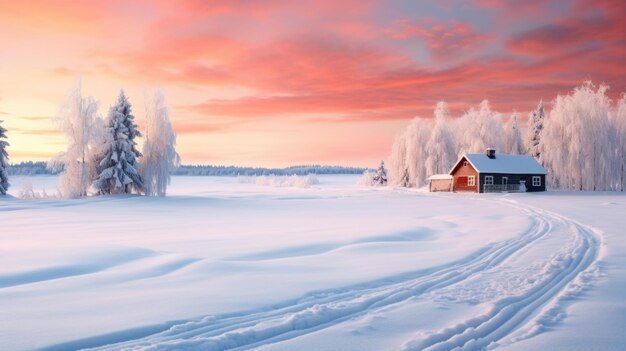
0, 120, 9, 195
93, 90, 144, 194
373, 160, 388, 185
526, 100, 544, 159
141, 91, 181, 196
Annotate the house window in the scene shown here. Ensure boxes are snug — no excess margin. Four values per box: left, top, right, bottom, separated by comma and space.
463, 161, 468, 167
532, 176, 541, 187
468, 176, 475, 186
485, 176, 494, 185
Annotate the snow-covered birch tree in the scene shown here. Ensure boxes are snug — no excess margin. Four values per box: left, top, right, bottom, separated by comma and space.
403, 118, 430, 187
457, 100, 504, 156
504, 112, 525, 155
140, 91, 181, 196
614, 94, 626, 191
425, 101, 457, 176
526, 100, 545, 159
49, 81, 102, 198
0, 120, 9, 195
388, 129, 408, 186
93, 90, 144, 194
541, 82, 618, 190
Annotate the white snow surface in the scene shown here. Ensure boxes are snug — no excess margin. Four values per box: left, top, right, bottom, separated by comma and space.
1, 175, 624, 350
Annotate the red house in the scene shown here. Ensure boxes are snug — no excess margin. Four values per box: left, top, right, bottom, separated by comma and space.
449, 149, 547, 193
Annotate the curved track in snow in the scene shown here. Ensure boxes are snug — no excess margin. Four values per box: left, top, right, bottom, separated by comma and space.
77, 198, 601, 351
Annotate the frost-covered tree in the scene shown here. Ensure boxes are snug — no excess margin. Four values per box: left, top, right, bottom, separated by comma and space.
526, 100, 545, 159
541, 82, 619, 190
0, 120, 9, 195
93, 90, 144, 194
388, 129, 408, 186
389, 117, 432, 187
614, 94, 626, 191
400, 168, 410, 187
49, 81, 102, 198
403, 118, 430, 187
425, 101, 457, 176
457, 100, 505, 156
504, 112, 525, 155
141, 91, 181, 196
372, 160, 388, 185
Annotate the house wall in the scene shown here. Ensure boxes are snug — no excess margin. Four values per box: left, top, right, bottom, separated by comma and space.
450, 157, 478, 192
430, 179, 452, 192
524, 174, 546, 192
478, 173, 546, 192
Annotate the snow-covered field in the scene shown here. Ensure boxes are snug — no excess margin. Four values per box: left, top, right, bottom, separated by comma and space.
1, 175, 625, 351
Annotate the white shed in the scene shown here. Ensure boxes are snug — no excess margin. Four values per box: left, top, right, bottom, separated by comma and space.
428, 174, 453, 192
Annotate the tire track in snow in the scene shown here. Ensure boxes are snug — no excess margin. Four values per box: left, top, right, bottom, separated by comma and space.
74, 198, 600, 351
401, 199, 601, 351
72, 202, 539, 350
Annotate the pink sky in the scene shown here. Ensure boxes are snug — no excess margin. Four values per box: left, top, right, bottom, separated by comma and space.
0, 0, 624, 167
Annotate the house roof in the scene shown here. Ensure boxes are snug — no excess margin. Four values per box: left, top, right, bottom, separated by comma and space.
451, 153, 548, 175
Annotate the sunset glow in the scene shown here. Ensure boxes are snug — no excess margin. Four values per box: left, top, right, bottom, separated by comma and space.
1, 0, 624, 167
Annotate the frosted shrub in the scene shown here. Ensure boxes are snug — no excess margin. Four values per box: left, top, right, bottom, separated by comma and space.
357, 171, 376, 186
358, 161, 392, 187
17, 182, 39, 199
17, 182, 55, 199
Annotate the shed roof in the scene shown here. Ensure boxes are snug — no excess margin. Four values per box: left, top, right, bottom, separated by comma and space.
452, 153, 547, 175
428, 174, 453, 180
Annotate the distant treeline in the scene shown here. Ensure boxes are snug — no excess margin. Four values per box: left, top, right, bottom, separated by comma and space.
8, 161, 367, 176
7, 161, 60, 175
173, 165, 367, 176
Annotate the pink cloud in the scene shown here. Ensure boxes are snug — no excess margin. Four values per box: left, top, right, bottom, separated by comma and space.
4, 0, 626, 165
387, 19, 494, 59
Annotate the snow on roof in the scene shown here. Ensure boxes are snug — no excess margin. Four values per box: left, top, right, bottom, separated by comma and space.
455, 153, 547, 175
428, 174, 453, 180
